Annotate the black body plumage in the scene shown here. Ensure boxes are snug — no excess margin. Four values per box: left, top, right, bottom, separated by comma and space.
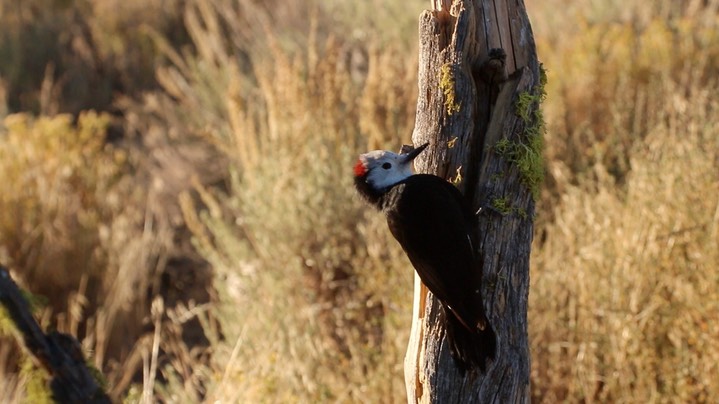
354, 153, 496, 370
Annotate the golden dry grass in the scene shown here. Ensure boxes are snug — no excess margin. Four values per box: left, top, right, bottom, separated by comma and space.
0, 0, 718, 402
531, 83, 719, 402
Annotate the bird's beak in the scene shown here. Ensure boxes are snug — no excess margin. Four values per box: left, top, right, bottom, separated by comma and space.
401, 142, 429, 163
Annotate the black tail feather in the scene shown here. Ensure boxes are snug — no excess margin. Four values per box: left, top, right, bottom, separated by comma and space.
444, 307, 496, 372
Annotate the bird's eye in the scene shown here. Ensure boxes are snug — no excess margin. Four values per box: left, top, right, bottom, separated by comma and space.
382, 162, 392, 169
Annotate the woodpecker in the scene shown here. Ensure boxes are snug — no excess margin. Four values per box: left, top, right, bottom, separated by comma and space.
353, 142, 496, 370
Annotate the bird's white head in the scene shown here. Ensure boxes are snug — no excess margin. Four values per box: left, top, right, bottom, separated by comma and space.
354, 143, 428, 191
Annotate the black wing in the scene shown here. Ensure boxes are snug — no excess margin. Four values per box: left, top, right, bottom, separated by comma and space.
384, 174, 483, 328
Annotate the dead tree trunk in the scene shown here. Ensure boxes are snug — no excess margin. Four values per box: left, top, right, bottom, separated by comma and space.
405, 0, 543, 402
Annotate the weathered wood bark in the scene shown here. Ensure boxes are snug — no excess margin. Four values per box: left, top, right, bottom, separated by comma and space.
0, 265, 111, 403
404, 0, 541, 402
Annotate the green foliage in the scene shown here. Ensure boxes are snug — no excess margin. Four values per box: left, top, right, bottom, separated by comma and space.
491, 197, 512, 216
501, 65, 547, 201
21, 358, 52, 404
122, 385, 142, 404
0, 282, 52, 402
87, 359, 109, 393
493, 131, 544, 202
440, 63, 461, 116
0, 286, 46, 335
0, 307, 14, 336
490, 196, 528, 219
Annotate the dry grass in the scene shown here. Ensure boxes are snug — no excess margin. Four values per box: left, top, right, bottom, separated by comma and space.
529, 0, 719, 401
164, 2, 421, 400
530, 81, 719, 402
0, 0, 186, 115
0, 0, 718, 402
0, 112, 170, 401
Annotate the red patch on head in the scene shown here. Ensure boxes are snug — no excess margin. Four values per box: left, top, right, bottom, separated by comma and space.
354, 159, 367, 177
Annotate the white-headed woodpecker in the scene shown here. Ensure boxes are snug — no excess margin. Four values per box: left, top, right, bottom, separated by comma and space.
353, 142, 496, 370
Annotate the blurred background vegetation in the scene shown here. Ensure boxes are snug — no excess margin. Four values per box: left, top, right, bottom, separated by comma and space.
0, 0, 717, 402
